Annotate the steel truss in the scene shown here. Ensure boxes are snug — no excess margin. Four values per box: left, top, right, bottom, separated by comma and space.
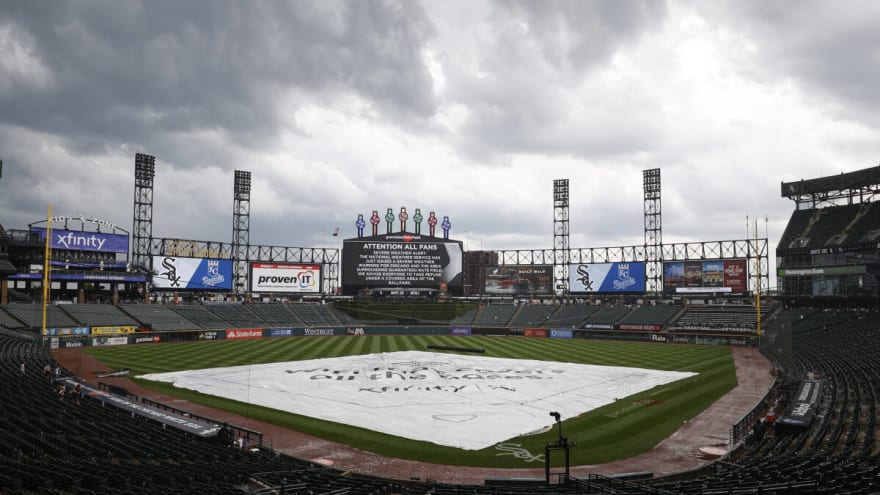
643, 168, 662, 294
232, 170, 251, 295
553, 179, 570, 296
499, 238, 770, 294
132, 153, 155, 273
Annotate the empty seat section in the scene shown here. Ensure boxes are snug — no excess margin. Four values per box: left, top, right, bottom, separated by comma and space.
61, 304, 139, 327
119, 303, 200, 331
474, 304, 518, 326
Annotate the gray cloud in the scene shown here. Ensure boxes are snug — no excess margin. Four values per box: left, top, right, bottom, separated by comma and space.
694, 1, 880, 121
0, 0, 437, 157
444, 0, 668, 159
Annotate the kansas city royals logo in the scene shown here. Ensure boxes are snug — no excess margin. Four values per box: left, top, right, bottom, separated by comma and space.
612, 263, 636, 290
207, 260, 220, 277
201, 259, 226, 287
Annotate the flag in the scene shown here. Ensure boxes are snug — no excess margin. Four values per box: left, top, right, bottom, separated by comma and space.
332, 227, 339, 237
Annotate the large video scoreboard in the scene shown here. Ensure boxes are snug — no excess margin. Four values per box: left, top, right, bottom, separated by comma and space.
341, 233, 463, 294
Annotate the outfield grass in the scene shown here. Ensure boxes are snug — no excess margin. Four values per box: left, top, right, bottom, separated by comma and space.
86, 335, 736, 467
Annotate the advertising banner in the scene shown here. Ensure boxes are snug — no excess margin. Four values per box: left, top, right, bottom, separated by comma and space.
582, 323, 613, 329
617, 323, 663, 332
132, 335, 161, 344
59, 339, 87, 348
226, 328, 263, 340
450, 327, 473, 336
484, 265, 553, 295
269, 328, 295, 337
549, 328, 573, 339
10, 273, 146, 282
724, 260, 747, 293
664, 259, 747, 294
303, 328, 337, 336
151, 256, 233, 290
91, 326, 136, 335
31, 227, 130, 254
93, 336, 128, 347
569, 262, 646, 293
250, 263, 321, 293
43, 326, 90, 336
777, 379, 822, 428
524, 328, 548, 338
342, 234, 463, 290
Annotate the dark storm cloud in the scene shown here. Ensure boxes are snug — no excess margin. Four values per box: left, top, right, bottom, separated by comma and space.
0, 0, 437, 158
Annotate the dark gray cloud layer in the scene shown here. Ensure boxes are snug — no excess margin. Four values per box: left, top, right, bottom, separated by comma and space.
1, 0, 436, 156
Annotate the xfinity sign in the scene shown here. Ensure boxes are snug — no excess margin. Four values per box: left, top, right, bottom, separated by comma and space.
250, 263, 321, 293
31, 227, 129, 254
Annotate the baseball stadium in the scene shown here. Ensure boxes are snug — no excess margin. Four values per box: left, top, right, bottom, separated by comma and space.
1, 156, 879, 494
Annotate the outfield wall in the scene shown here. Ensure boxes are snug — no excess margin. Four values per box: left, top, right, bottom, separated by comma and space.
45, 324, 758, 349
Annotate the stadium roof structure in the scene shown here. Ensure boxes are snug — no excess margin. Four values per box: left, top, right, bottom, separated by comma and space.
782, 164, 880, 209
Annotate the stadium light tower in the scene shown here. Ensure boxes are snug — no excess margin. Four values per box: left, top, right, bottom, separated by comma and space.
553, 179, 570, 299
232, 170, 252, 297
643, 169, 662, 294
132, 153, 156, 278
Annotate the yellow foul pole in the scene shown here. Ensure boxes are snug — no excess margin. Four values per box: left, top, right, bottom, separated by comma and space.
41, 204, 52, 341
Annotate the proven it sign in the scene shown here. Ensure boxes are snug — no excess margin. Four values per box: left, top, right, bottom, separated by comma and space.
249, 263, 321, 293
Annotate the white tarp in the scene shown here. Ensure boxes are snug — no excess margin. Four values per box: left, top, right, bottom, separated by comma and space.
139, 351, 695, 450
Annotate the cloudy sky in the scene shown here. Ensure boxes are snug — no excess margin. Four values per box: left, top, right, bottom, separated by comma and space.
1, 1, 879, 289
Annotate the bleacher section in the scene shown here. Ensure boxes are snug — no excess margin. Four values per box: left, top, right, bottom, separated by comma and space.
450, 306, 479, 326
778, 209, 816, 250
671, 304, 773, 334
584, 306, 633, 327
509, 304, 558, 327
618, 304, 680, 327
203, 304, 264, 328
60, 304, 139, 327
168, 305, 235, 329
0, 307, 25, 330
778, 203, 880, 251
247, 304, 305, 326
0, 304, 80, 329
119, 303, 200, 331
289, 303, 347, 326
473, 304, 518, 326
543, 305, 600, 328
842, 202, 880, 243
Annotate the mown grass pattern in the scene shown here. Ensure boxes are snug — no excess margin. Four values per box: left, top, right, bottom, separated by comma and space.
86, 336, 735, 467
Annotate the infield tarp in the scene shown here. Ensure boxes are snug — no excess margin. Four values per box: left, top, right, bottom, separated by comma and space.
139, 351, 695, 450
